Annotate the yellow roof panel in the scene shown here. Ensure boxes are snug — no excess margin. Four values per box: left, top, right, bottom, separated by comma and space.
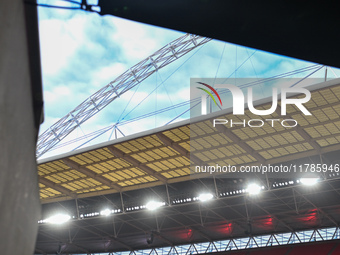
38, 80, 340, 203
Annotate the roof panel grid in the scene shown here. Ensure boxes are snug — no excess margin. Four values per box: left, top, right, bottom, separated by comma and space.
37, 80, 340, 202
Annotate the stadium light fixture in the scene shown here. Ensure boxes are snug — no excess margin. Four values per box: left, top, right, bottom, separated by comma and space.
247, 183, 262, 195
300, 178, 319, 186
100, 209, 112, 216
45, 214, 71, 224
146, 201, 163, 210
198, 193, 213, 202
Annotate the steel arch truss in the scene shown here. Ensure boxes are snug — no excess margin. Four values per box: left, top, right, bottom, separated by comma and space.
37, 34, 211, 158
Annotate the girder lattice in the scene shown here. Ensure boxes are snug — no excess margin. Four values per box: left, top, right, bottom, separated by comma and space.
37, 34, 211, 158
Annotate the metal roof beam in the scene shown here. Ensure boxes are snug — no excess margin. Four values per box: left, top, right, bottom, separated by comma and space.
36, 34, 211, 158
293, 188, 338, 227
109, 237, 134, 251
212, 122, 266, 162
108, 146, 168, 183
266, 144, 340, 165
177, 111, 340, 145
276, 106, 321, 152
48, 144, 335, 199
38, 230, 90, 254
153, 232, 174, 246
227, 99, 340, 133
41, 154, 189, 180
171, 130, 339, 165
156, 132, 207, 166
39, 176, 76, 198
122, 219, 174, 246
167, 214, 213, 242
75, 220, 134, 251
62, 158, 122, 191
277, 98, 340, 118
247, 197, 294, 232
239, 117, 340, 143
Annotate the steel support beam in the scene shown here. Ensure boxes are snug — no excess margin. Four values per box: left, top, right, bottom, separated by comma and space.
62, 158, 122, 191
276, 106, 321, 152
212, 122, 266, 163
294, 189, 338, 227
38, 230, 90, 254
123, 219, 174, 246
74, 220, 134, 251
156, 132, 207, 166
37, 34, 211, 158
39, 176, 76, 198
108, 146, 168, 183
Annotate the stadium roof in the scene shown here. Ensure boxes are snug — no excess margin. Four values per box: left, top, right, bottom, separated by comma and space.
37, 78, 340, 204
36, 175, 340, 253
36, 78, 340, 254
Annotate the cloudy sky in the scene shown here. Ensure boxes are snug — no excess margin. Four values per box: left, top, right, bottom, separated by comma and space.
37, 1, 340, 159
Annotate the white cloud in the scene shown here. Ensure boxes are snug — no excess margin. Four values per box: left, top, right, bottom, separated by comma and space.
37, 6, 340, 158
91, 63, 128, 88
110, 17, 183, 62
39, 18, 80, 76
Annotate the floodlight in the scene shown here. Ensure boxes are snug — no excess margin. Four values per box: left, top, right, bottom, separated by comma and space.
246, 183, 261, 195
46, 214, 71, 224
198, 193, 213, 202
100, 209, 111, 216
300, 178, 318, 186
146, 201, 163, 210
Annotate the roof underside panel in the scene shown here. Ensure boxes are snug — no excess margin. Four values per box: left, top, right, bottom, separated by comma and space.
38, 80, 340, 203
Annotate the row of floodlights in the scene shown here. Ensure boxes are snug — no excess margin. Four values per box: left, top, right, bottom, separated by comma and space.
272, 178, 321, 188
38, 178, 319, 225
329, 172, 340, 178
81, 209, 122, 218
272, 180, 295, 187
38, 214, 73, 225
